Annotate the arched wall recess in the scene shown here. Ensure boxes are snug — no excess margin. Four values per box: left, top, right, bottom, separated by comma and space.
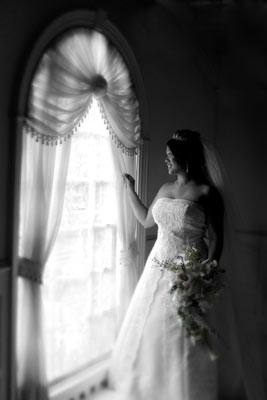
11, 9, 149, 400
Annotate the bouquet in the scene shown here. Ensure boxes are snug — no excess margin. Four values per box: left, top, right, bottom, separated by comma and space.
153, 245, 225, 360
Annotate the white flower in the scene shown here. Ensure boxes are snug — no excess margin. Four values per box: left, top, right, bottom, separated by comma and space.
172, 256, 184, 265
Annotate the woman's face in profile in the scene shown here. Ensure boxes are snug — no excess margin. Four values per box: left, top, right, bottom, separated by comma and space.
165, 146, 182, 175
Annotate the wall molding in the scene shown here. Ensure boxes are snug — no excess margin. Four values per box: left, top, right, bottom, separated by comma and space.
136, 139, 150, 275
235, 229, 267, 237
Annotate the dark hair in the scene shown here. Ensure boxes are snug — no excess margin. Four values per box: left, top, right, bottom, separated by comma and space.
166, 129, 209, 184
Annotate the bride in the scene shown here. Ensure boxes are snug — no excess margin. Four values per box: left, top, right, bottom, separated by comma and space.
108, 129, 225, 400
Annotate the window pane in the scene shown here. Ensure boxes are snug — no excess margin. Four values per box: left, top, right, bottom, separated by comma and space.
43, 99, 120, 382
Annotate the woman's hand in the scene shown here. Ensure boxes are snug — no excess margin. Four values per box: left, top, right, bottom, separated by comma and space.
200, 258, 212, 266
123, 173, 135, 192
200, 258, 218, 268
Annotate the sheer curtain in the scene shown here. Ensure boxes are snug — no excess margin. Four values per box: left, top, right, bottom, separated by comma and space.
17, 132, 71, 399
43, 107, 120, 381
17, 28, 142, 399
108, 140, 139, 325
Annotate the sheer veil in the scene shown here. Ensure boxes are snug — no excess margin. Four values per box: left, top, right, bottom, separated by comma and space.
203, 140, 265, 400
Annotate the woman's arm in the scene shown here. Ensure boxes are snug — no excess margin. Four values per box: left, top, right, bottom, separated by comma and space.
123, 174, 163, 228
205, 187, 224, 263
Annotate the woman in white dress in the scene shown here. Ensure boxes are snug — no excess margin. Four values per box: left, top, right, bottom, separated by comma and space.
108, 129, 224, 400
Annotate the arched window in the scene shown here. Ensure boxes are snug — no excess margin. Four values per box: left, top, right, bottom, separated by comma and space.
14, 11, 148, 400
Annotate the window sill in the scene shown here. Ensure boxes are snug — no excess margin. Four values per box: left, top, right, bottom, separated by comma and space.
49, 357, 110, 400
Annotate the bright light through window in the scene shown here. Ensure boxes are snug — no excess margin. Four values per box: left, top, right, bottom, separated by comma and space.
43, 98, 121, 382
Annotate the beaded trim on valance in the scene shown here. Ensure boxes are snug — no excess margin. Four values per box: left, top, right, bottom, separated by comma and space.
25, 29, 142, 156
23, 101, 140, 156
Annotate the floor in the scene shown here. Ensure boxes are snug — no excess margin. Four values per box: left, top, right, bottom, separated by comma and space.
91, 389, 122, 400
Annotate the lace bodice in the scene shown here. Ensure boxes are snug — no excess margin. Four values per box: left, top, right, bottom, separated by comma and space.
152, 197, 208, 261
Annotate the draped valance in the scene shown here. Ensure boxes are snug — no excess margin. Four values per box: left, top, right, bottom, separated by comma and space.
25, 28, 142, 155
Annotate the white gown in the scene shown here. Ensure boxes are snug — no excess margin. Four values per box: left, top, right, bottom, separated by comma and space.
108, 198, 218, 400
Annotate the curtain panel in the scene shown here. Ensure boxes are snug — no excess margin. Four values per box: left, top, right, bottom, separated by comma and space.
18, 28, 143, 400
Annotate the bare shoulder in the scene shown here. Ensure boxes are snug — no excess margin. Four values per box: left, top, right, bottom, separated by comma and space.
157, 182, 173, 198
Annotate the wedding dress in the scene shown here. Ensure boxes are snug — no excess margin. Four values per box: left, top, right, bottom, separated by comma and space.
108, 197, 217, 400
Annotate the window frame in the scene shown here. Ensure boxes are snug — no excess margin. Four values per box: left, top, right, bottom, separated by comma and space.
12, 9, 148, 400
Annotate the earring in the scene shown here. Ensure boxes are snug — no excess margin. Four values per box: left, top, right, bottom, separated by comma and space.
186, 162, 189, 174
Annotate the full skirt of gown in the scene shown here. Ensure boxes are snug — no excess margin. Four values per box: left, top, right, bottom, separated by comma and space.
108, 198, 218, 400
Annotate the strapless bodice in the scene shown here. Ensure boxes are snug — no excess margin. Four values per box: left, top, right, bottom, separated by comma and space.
152, 197, 208, 261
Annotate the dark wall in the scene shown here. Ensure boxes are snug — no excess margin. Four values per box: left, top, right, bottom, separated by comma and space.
1, 0, 267, 271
